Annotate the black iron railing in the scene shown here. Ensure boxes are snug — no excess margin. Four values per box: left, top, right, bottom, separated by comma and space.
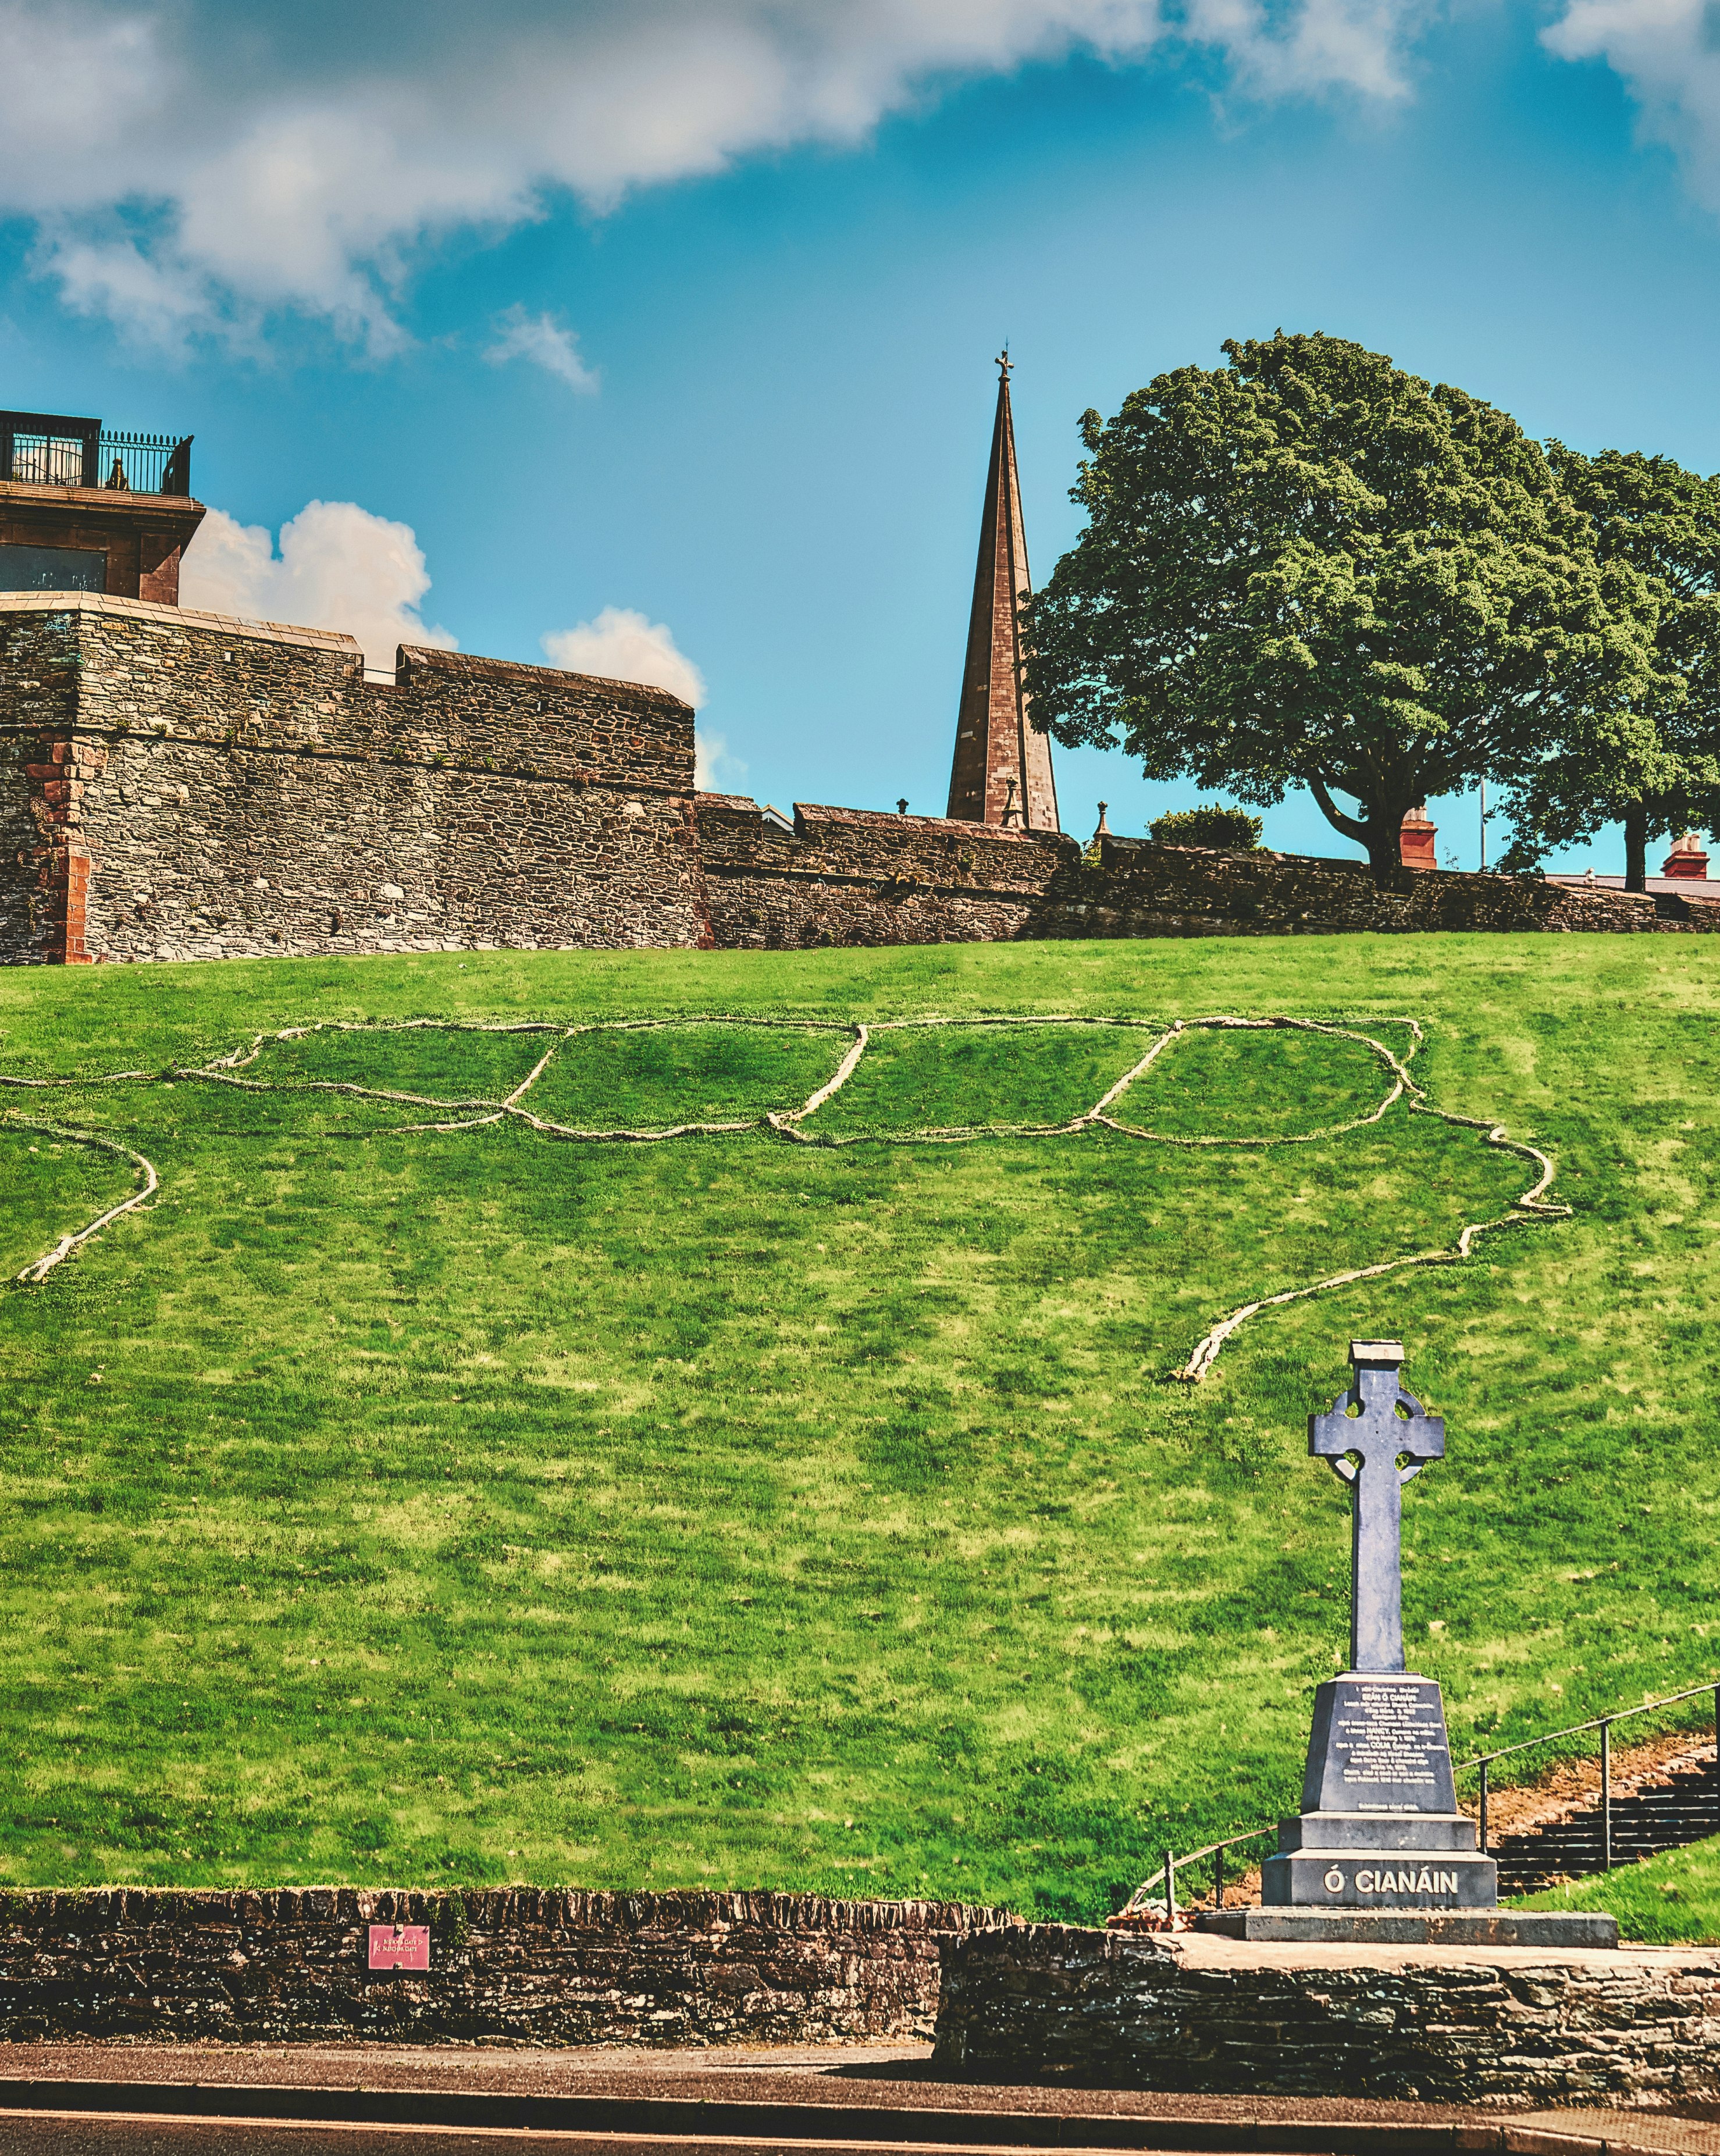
1471, 1680, 1720, 1873
0, 411, 192, 496
1119, 1677, 1720, 1920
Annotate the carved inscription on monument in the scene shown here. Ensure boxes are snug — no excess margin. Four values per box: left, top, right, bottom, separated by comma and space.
1331, 1681, 1447, 1806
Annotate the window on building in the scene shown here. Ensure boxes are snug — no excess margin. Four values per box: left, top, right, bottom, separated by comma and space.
0, 544, 107, 593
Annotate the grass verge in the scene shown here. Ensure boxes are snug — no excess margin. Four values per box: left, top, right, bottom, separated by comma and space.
0, 932, 1715, 1920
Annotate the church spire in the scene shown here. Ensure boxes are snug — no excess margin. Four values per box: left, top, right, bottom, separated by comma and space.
944, 352, 1060, 832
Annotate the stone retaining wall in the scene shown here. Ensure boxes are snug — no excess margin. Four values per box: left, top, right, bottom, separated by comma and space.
932, 1923, 1720, 2109
0, 593, 711, 964
0, 1888, 1006, 2045
6, 594, 1716, 967
700, 801, 1720, 949
696, 795, 1072, 948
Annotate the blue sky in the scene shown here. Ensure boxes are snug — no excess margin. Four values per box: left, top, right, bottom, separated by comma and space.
2, 0, 1717, 871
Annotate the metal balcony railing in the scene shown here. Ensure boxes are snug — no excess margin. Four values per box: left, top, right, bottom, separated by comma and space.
0, 411, 192, 496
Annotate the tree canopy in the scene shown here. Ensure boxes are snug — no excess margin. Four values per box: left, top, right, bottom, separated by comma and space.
1501, 448, 1720, 888
1023, 332, 1664, 875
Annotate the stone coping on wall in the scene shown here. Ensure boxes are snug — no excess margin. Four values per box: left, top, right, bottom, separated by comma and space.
695, 793, 1064, 845
0, 597, 695, 714
399, 645, 690, 710
792, 801, 1061, 842
0, 587, 361, 656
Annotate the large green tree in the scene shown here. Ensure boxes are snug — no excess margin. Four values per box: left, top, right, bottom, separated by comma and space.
1023, 332, 1662, 876
1501, 448, 1720, 890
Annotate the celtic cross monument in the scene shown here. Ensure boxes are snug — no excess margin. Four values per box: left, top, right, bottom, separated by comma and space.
1309, 1338, 1444, 1676
1198, 1339, 1616, 1945
1261, 1341, 1498, 1919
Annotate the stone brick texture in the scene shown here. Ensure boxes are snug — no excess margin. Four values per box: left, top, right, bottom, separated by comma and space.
700, 805, 1720, 950
3, 593, 1715, 968
932, 1923, 1720, 2109
0, 594, 711, 963
0, 1889, 1005, 2046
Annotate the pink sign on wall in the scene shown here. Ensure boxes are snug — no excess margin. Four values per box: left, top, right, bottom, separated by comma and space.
368, 1923, 431, 1971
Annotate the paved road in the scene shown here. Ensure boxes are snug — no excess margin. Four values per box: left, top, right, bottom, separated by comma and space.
0, 2043, 1713, 2154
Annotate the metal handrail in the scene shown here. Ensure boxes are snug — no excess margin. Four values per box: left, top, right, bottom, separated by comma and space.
1119, 1676, 1720, 1918
1119, 1824, 1274, 1921
1463, 1680, 1720, 1867
1459, 1681, 1720, 1769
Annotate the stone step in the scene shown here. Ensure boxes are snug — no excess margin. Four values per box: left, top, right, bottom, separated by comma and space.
1481, 1751, 1720, 1893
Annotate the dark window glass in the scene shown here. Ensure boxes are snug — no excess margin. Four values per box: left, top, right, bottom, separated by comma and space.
0, 544, 107, 593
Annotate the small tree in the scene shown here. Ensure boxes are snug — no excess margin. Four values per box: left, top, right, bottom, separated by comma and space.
1149, 804, 1263, 849
1023, 332, 1662, 876
1502, 448, 1720, 890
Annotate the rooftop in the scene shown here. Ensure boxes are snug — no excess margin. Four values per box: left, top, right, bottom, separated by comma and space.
0, 409, 192, 498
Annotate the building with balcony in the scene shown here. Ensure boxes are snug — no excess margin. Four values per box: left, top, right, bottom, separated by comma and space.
0, 409, 204, 605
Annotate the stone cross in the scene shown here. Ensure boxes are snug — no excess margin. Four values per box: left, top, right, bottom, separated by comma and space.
1309, 1341, 1444, 1675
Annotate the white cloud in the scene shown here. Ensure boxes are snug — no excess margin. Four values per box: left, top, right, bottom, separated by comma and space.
0, 0, 1439, 345
542, 604, 706, 705
1191, 0, 1426, 102
485, 305, 599, 391
694, 729, 748, 790
1543, 0, 1720, 214
179, 499, 457, 671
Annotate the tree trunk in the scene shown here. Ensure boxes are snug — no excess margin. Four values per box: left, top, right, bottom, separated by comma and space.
1365, 823, 1405, 881
1306, 775, 1408, 882
1624, 803, 1648, 895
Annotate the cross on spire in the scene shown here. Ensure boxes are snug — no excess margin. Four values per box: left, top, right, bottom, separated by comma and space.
1309, 1341, 1444, 1674
944, 357, 1059, 833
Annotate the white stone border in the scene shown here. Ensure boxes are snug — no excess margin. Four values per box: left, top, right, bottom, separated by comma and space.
6, 1118, 160, 1282
3, 1011, 1569, 1379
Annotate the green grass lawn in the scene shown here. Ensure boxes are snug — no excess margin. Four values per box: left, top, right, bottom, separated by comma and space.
0, 933, 1717, 1921
1517, 1836, 1720, 1945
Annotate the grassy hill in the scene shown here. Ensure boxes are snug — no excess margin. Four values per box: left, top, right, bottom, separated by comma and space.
0, 933, 1716, 1923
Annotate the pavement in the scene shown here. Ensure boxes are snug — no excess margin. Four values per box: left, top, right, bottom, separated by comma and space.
0, 2043, 1717, 2154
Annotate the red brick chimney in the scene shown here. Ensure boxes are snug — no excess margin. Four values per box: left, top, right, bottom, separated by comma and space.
1399, 804, 1437, 871
1662, 832, 1709, 880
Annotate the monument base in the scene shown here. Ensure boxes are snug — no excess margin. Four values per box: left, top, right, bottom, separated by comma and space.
1263, 1841, 1498, 1907
1197, 1905, 1619, 1947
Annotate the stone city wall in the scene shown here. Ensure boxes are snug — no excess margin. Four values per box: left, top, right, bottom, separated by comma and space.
0, 1888, 1007, 2045
0, 593, 711, 964
933, 1923, 1720, 2108
700, 801, 1720, 949
697, 794, 1074, 947
5, 598, 1717, 968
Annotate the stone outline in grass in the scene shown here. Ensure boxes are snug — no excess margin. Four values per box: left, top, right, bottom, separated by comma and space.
2, 1011, 1569, 1380
4, 1118, 161, 1284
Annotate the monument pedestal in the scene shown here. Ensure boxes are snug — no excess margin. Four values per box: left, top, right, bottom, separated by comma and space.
1201, 1668, 1621, 1945
1263, 1671, 1501, 1907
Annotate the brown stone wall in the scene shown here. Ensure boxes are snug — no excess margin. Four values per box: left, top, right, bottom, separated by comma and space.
933, 1923, 1720, 2108
5, 604, 1715, 970
0, 1888, 1005, 2046
0, 484, 204, 603
700, 808, 1720, 949
699, 797, 1076, 948
0, 594, 711, 963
